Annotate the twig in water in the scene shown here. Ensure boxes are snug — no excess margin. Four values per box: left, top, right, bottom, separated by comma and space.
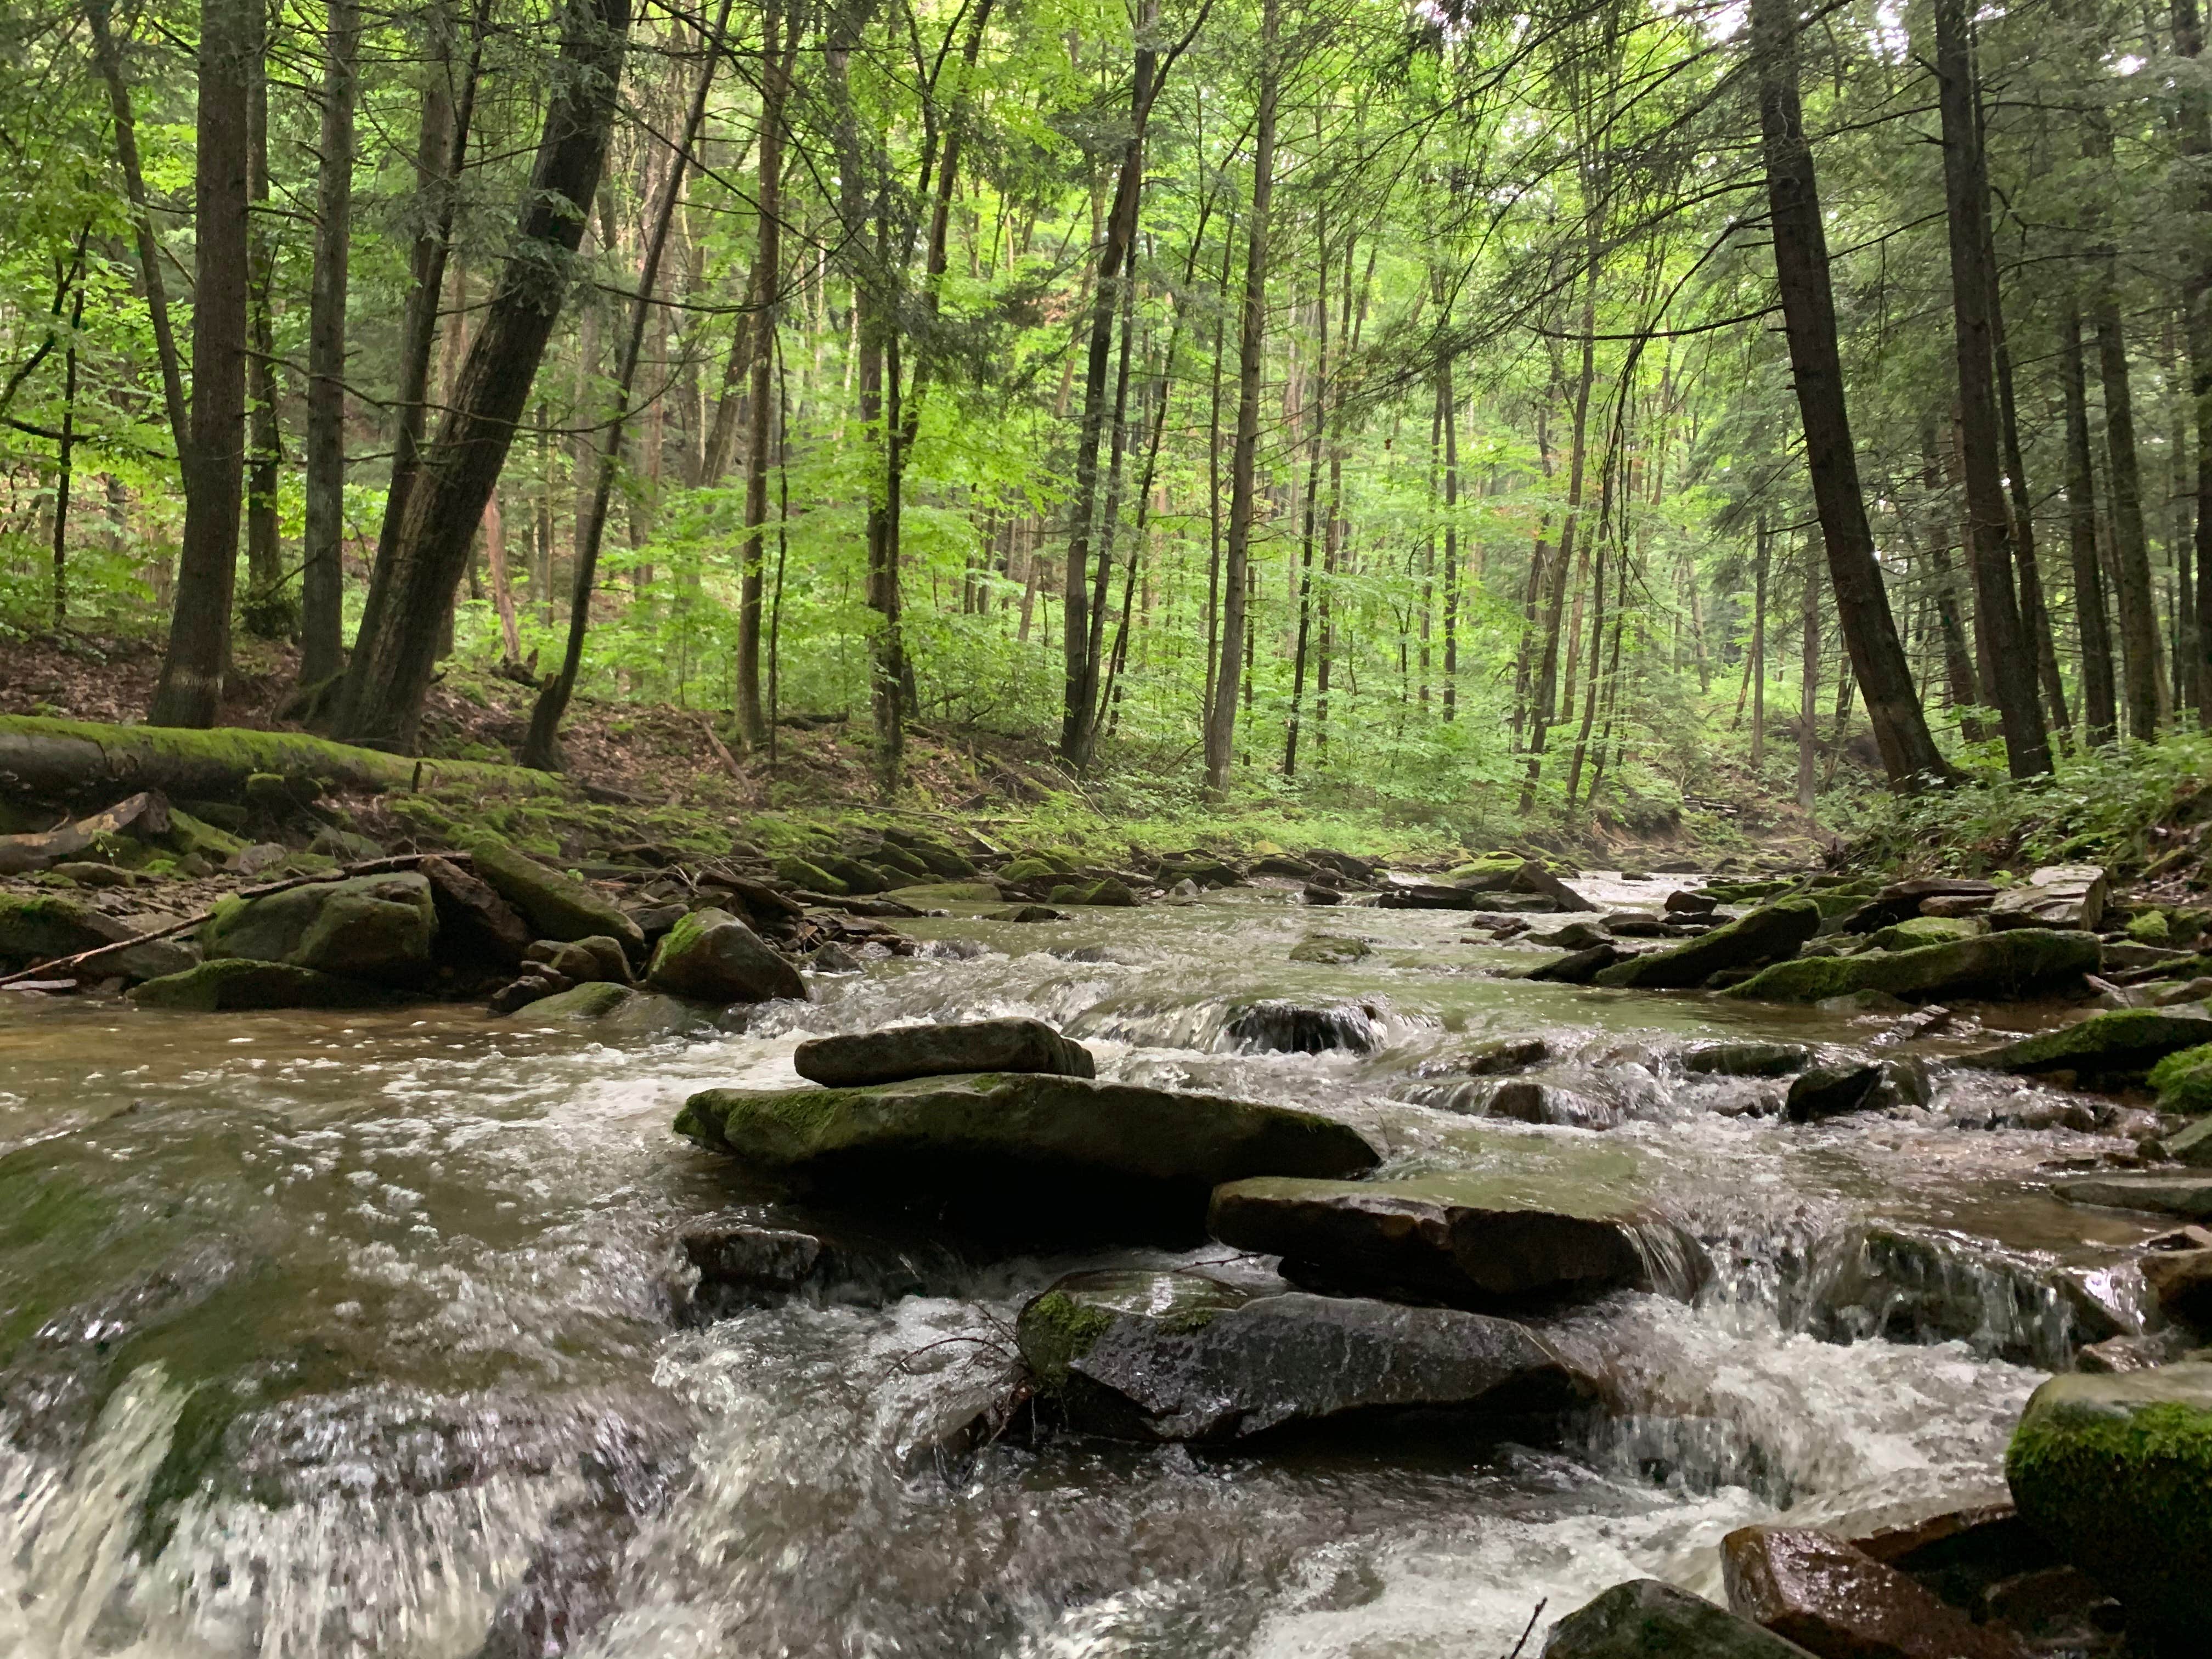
1504, 1599, 1546, 1659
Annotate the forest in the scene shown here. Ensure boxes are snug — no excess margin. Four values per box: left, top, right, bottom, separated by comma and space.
0, 0, 2206, 831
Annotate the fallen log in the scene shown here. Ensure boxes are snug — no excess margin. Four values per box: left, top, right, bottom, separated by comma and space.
0, 716, 560, 810
0, 791, 171, 875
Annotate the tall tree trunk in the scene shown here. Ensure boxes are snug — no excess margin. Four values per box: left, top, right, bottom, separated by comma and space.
150, 0, 253, 727
1750, 0, 1951, 787
732, 2, 795, 748
2185, 0, 2212, 716
1202, 0, 1276, 799
1519, 261, 1598, 810
336, 0, 633, 753
51, 289, 84, 624
2063, 306, 2121, 743
1798, 531, 1819, 810
1992, 271, 2070, 736
2096, 303, 2165, 740
1930, 0, 2051, 776
483, 488, 523, 664
242, 13, 288, 640
1285, 243, 1329, 779
1440, 350, 1460, 720
301, 0, 358, 689
1750, 512, 1769, 768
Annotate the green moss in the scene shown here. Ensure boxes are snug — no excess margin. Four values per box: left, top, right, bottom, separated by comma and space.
1014, 1289, 1118, 1384
1973, 1009, 2212, 1079
1002, 857, 1062, 882
2128, 910, 2175, 945
775, 855, 847, 894
1729, 928, 2100, 1003
2151, 1042, 2212, 1113
1868, 916, 1982, 951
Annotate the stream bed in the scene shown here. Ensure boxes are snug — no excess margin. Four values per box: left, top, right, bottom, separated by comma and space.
0, 880, 2168, 1657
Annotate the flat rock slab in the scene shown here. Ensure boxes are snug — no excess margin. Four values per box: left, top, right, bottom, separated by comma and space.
1722, 1526, 2027, 1659
1989, 864, 2109, 933
2007, 1362, 2212, 1647
1592, 900, 1821, 990
794, 1017, 1092, 1088
1726, 929, 2100, 1005
1206, 1172, 1701, 1311
471, 838, 645, 953
127, 958, 398, 1011
1963, 1008, 2212, 1079
677, 1072, 1379, 1244
1543, 1578, 1819, 1658
1016, 1268, 1590, 1443
2053, 1173, 2212, 1220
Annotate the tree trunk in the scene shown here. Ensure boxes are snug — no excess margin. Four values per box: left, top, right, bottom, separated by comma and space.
2096, 302, 2165, 740
1798, 531, 1819, 810
483, 489, 523, 664
2188, 0, 2212, 715
1750, 512, 1768, 769
2062, 306, 2120, 743
1992, 271, 2070, 736
301, 0, 358, 689
1519, 262, 1598, 810
50, 291, 84, 624
149, 0, 253, 727
337, 0, 633, 753
1202, 0, 1276, 799
1750, 0, 1951, 787
1440, 350, 1460, 720
242, 13, 289, 640
1930, 0, 2050, 776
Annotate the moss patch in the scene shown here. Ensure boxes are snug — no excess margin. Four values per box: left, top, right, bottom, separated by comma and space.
2150, 1043, 2212, 1113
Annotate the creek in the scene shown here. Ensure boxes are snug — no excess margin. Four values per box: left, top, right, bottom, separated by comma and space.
0, 877, 2168, 1658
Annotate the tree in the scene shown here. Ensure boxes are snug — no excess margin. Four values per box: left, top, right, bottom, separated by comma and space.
301, 0, 359, 690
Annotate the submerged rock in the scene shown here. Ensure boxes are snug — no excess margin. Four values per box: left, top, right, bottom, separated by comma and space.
1543, 1578, 1820, 1658
1988, 864, 2109, 934
1965, 1009, 2212, 1081
1591, 900, 1822, 990
794, 1017, 1093, 1088
1784, 1058, 1928, 1122
519, 981, 727, 1037
200, 870, 437, 983
1721, 1526, 2025, 1659
1727, 929, 2100, 1005
1438, 1035, 1554, 1077
1288, 933, 1371, 964
1372, 882, 1488, 910
1223, 997, 1383, 1054
645, 907, 806, 1004
1517, 941, 1635, 983
1206, 1173, 1699, 1310
1483, 1080, 1622, 1130
1678, 1041, 1813, 1078
2054, 1172, 2212, 1219
471, 838, 646, 953
2007, 1361, 2212, 1648
1015, 1268, 1590, 1443
676, 1072, 1379, 1243
128, 958, 397, 1011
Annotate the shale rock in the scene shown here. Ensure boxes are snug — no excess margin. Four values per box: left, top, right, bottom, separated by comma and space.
128, 958, 397, 1011
0, 893, 196, 981
2007, 1361, 2212, 1648
526, 935, 633, 985
1517, 942, 1634, 983
1720, 1526, 2026, 1659
794, 1017, 1092, 1088
1514, 860, 1599, 912
1440, 1036, 1554, 1076
1989, 864, 2109, 934
987, 905, 1064, 923
1727, 928, 2100, 1005
1223, 998, 1382, 1054
1448, 855, 1526, 892
471, 839, 645, 955
201, 870, 437, 984
1867, 916, 1984, 952
1842, 877, 1999, 934
1965, 1009, 2212, 1081
2138, 1227, 2212, 1325
646, 907, 806, 1004
2054, 1172, 2212, 1219
2162, 1116, 2212, 1166
1592, 900, 1822, 990
1663, 889, 1721, 917
1015, 1268, 1590, 1443
1206, 1173, 1692, 1310
1542, 1579, 1819, 1659
1528, 919, 1612, 950
518, 982, 726, 1037
419, 855, 529, 969
1372, 882, 1488, 911
676, 1072, 1379, 1242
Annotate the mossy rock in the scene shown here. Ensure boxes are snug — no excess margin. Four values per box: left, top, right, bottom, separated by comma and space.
471, 837, 644, 953
814, 855, 889, 895
1804, 890, 1866, 918
2150, 1043, 2212, 1113
161, 809, 249, 866
891, 881, 1001, 906
2006, 1362, 2212, 1647
2129, 910, 2175, 945
200, 871, 437, 984
0, 893, 196, 981
1048, 878, 1140, 907
774, 855, 848, 895
1448, 856, 1523, 893
127, 959, 396, 1011
522, 981, 726, 1037
1727, 928, 2100, 1005
1867, 916, 1983, 952
1001, 857, 1064, 883
1289, 934, 1371, 964
1591, 899, 1821, 990
645, 907, 806, 1004
1967, 1009, 2212, 1081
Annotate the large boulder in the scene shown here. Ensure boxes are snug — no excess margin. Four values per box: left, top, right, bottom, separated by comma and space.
1784, 1059, 1927, 1122
1988, 864, 2109, 933
794, 1017, 1091, 1088
1591, 899, 1821, 990
0, 893, 196, 982
1206, 1173, 1699, 1310
1543, 1579, 1819, 1659
2006, 1362, 2212, 1649
470, 838, 645, 954
1449, 855, 1525, 893
127, 958, 397, 1011
1016, 1268, 1589, 1443
675, 1072, 1379, 1243
1962, 1009, 2212, 1081
1867, 916, 1983, 952
1726, 929, 2100, 1005
645, 907, 806, 1004
200, 870, 436, 983
1514, 860, 1599, 912
1721, 1526, 2024, 1659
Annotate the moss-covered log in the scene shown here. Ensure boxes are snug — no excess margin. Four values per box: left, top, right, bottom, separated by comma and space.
0, 715, 556, 808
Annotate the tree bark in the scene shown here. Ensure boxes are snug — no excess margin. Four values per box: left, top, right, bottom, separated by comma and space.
301, 0, 358, 689
2062, 306, 2121, 743
1798, 531, 1819, 810
150, 0, 254, 727
1749, 0, 1951, 787
2186, 0, 2212, 715
242, 11, 289, 640
1519, 260, 1598, 810
337, 0, 633, 753
2096, 302, 2165, 740
1992, 273, 2069, 736
1440, 350, 1460, 720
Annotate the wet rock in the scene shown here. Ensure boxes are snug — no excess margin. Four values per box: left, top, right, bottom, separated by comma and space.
526, 935, 633, 985
2160, 1116, 2212, 1166
1517, 941, 1635, 983
1529, 919, 1612, 950
1601, 912, 1672, 937
1288, 932, 1370, 963
2075, 1334, 2177, 1372
676, 1073, 1379, 1244
1047, 878, 1141, 907
1206, 1173, 1697, 1310
128, 958, 398, 1011
1785, 1059, 1928, 1122
1679, 1041, 1813, 1078
1542, 1578, 1820, 1659
1438, 1035, 1553, 1077
2054, 1172, 2212, 1219
1513, 860, 1599, 912
1154, 854, 1243, 889
645, 907, 806, 1004
0, 893, 197, 981
1921, 892, 1997, 918
675, 1212, 934, 1312
1447, 854, 1525, 892
2138, 1226, 2212, 1325
1728, 928, 2100, 1004
1223, 997, 1383, 1055
488, 972, 568, 1013
1372, 881, 1488, 910
1483, 1080, 1622, 1130
518, 982, 726, 1037
1300, 883, 1341, 906
201, 870, 437, 983
1593, 900, 1822, 990
1989, 864, 2109, 934
1721, 1526, 2027, 1659
2007, 1361, 2212, 1649
1015, 1268, 1590, 1443
795, 1016, 1093, 1088
471, 838, 646, 954
986, 905, 1064, 922
891, 880, 1001, 906
1664, 889, 1721, 917
1842, 877, 1999, 933
2150, 1042, 2212, 1113
419, 854, 529, 969
1964, 1009, 2212, 1081
1868, 916, 1984, 952
1815, 989, 1912, 1016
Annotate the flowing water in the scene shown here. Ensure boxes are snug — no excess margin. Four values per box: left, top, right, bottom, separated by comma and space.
0, 879, 2171, 1658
